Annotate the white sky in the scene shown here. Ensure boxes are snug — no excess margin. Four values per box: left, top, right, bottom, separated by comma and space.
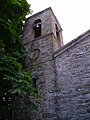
27, 0, 90, 44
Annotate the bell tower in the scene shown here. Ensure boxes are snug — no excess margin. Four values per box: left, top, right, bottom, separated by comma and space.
23, 7, 63, 120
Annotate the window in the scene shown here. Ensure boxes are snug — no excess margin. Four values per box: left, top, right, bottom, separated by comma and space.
32, 78, 37, 89
33, 19, 41, 38
31, 72, 38, 89
55, 24, 60, 41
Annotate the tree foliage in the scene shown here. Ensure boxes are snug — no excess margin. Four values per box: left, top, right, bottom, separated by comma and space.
0, 0, 39, 119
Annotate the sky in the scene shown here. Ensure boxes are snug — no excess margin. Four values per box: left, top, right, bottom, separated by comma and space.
27, 0, 90, 44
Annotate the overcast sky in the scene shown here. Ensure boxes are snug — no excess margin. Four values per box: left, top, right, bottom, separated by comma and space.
27, 0, 90, 44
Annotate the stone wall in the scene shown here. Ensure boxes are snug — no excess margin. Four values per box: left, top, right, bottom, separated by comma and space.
21, 7, 90, 120
54, 31, 90, 120
24, 34, 58, 120
21, 7, 63, 120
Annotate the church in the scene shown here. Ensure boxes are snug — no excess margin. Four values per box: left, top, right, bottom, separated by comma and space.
18, 7, 90, 120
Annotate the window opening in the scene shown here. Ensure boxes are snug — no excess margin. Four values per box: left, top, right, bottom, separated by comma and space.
32, 78, 37, 89
33, 19, 41, 38
55, 24, 60, 41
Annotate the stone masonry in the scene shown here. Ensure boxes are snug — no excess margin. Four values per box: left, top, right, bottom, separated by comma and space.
54, 31, 90, 120
22, 7, 90, 120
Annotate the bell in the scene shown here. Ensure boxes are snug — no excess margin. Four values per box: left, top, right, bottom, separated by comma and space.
36, 24, 39, 28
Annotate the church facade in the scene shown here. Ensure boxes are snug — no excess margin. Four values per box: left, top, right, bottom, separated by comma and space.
22, 7, 90, 120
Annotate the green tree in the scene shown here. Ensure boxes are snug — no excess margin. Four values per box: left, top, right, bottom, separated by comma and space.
0, 0, 39, 119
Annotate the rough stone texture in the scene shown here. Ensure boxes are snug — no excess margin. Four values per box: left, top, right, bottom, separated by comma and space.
14, 7, 90, 120
21, 7, 63, 120
23, 7, 63, 51
54, 32, 90, 120
24, 33, 58, 120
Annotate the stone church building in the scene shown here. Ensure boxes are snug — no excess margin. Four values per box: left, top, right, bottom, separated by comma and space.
22, 7, 90, 120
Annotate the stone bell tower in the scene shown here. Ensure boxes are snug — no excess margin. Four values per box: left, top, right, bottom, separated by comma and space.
23, 7, 63, 120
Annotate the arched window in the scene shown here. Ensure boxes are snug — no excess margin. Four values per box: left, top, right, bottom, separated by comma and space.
33, 19, 41, 38
55, 24, 60, 41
